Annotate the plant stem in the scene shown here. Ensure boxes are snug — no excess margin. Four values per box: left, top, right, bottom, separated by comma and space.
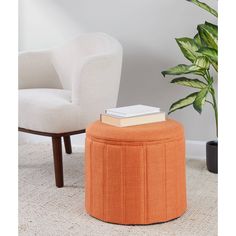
211, 88, 218, 137
202, 74, 210, 83
205, 69, 218, 137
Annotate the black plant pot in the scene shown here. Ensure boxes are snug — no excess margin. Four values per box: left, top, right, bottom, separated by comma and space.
206, 141, 218, 174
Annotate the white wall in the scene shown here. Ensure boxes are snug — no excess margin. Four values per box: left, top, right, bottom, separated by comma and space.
19, 0, 218, 141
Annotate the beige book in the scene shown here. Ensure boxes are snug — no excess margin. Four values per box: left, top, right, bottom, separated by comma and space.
100, 112, 166, 127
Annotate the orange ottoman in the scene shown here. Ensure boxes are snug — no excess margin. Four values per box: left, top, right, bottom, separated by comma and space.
85, 119, 187, 225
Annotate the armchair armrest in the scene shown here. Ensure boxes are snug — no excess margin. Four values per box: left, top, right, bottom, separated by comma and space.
19, 50, 62, 89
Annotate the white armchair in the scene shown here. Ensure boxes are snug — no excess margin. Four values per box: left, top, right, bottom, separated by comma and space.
19, 33, 123, 187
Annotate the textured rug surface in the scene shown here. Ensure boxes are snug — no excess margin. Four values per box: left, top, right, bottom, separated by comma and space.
19, 143, 217, 236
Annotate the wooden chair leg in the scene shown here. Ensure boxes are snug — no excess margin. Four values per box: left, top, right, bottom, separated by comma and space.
52, 137, 64, 188
63, 135, 72, 154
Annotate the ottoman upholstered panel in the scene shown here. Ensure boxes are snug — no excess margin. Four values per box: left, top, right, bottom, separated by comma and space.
85, 119, 187, 225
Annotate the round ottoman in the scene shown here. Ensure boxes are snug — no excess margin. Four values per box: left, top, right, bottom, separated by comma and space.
85, 119, 187, 225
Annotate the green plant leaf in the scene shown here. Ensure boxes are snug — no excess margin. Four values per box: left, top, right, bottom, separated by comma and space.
205, 21, 218, 38
198, 47, 217, 62
169, 92, 198, 114
193, 87, 209, 113
194, 33, 210, 48
175, 37, 201, 62
161, 64, 204, 77
186, 0, 218, 17
210, 61, 218, 72
171, 77, 207, 89
197, 23, 218, 50
198, 47, 218, 71
194, 56, 210, 69
194, 33, 202, 47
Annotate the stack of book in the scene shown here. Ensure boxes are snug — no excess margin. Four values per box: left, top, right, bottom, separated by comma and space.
100, 105, 166, 127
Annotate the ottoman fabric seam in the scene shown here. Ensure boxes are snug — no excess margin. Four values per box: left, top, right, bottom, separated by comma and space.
144, 145, 148, 224
142, 145, 146, 223
122, 145, 126, 223
90, 140, 93, 215
120, 145, 124, 223
176, 144, 179, 217
146, 145, 148, 223
87, 136, 184, 145
164, 143, 167, 220
102, 144, 105, 221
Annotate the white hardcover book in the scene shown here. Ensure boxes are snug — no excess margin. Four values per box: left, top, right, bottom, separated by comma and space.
105, 105, 161, 118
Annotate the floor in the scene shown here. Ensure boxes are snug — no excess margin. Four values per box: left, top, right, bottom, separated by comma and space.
19, 143, 217, 236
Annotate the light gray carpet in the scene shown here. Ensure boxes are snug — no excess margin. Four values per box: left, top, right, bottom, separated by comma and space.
19, 143, 217, 236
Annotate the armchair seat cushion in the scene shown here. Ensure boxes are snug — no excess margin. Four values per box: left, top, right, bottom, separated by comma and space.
19, 89, 81, 133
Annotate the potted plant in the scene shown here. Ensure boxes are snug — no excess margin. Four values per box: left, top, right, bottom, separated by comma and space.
161, 0, 218, 173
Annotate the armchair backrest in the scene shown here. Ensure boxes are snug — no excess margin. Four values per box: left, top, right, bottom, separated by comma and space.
51, 32, 122, 90
52, 33, 123, 126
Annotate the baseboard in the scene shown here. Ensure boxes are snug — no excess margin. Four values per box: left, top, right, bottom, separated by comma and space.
186, 140, 206, 160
